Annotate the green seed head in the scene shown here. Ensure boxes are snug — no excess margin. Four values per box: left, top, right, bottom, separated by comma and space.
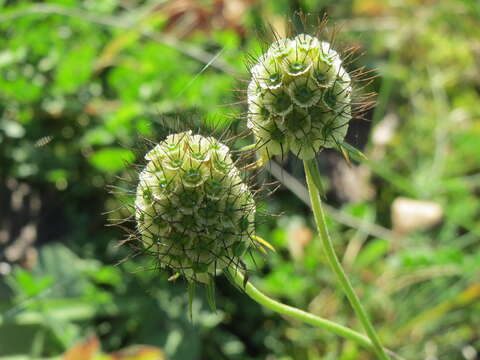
247, 34, 353, 160
135, 131, 256, 282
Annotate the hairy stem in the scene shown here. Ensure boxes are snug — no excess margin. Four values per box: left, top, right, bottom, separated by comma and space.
303, 158, 391, 360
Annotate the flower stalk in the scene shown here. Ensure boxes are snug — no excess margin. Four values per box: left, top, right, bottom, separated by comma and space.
304, 158, 390, 360
227, 268, 402, 359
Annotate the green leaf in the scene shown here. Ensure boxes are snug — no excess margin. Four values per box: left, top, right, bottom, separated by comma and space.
55, 45, 96, 93
46, 169, 68, 183
355, 239, 389, 268
10, 268, 53, 298
87, 266, 122, 287
89, 148, 134, 173
81, 127, 115, 147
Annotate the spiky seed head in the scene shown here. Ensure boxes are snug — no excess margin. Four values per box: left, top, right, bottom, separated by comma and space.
247, 34, 352, 160
135, 131, 256, 283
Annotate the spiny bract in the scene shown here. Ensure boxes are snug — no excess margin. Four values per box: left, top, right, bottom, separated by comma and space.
135, 131, 255, 282
247, 34, 352, 160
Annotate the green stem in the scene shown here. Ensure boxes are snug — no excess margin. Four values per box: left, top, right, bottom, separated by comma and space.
228, 268, 372, 349
303, 158, 391, 360
228, 269, 403, 359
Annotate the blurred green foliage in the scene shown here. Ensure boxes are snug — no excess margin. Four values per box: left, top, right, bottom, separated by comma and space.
0, 0, 479, 359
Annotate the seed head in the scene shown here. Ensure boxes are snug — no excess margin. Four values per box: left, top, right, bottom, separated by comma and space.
135, 131, 256, 283
247, 34, 352, 160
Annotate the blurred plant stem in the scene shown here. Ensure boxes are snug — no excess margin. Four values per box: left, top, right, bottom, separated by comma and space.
303, 158, 391, 360
227, 269, 403, 359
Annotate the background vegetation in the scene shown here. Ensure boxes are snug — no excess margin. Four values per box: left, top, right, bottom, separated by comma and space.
0, 0, 479, 359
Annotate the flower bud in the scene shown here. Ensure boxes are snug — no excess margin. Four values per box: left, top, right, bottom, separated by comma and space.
247, 34, 353, 160
135, 131, 256, 282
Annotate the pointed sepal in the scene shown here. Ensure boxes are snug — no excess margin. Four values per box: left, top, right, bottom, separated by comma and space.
338, 141, 368, 164
252, 235, 276, 253
187, 281, 196, 321
206, 275, 217, 313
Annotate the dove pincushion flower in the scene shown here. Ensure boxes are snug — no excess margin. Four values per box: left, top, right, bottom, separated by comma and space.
247, 34, 352, 160
135, 131, 255, 282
